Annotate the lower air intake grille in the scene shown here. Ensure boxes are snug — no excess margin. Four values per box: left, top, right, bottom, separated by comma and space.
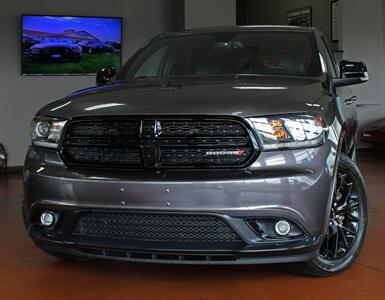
73, 212, 242, 243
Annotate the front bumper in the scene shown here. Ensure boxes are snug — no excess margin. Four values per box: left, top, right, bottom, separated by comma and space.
24, 140, 338, 264
30, 224, 322, 264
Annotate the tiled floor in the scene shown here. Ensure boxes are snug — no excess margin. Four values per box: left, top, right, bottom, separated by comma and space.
0, 150, 384, 300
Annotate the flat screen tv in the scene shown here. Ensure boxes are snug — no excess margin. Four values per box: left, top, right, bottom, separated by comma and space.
22, 15, 122, 75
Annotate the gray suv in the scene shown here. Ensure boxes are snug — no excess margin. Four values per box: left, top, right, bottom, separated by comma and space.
24, 26, 369, 276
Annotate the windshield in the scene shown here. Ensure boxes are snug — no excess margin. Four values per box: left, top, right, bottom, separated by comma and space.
116, 31, 321, 81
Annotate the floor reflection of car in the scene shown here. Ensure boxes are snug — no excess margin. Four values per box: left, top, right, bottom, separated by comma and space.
362, 118, 385, 149
79, 40, 114, 54
30, 38, 82, 62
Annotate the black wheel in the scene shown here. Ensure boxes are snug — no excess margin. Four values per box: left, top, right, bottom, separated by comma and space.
289, 154, 369, 276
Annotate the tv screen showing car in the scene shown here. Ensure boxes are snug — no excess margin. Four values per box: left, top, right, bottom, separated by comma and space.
22, 15, 122, 75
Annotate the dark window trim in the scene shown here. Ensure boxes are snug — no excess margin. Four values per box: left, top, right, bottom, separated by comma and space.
314, 31, 339, 78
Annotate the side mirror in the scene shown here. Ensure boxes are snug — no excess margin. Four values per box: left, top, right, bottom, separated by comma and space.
96, 66, 116, 86
333, 60, 369, 87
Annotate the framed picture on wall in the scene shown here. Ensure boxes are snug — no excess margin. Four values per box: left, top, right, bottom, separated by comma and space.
287, 6, 312, 27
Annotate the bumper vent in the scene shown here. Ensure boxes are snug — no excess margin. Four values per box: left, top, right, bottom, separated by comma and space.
61, 117, 255, 168
73, 212, 243, 243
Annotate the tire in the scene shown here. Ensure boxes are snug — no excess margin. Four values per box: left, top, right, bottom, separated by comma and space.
289, 154, 369, 277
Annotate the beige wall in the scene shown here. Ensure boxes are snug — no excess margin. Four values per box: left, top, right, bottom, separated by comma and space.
240, 0, 336, 48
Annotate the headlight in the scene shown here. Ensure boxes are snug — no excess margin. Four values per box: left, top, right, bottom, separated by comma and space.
30, 118, 67, 149
71, 47, 81, 53
248, 114, 327, 150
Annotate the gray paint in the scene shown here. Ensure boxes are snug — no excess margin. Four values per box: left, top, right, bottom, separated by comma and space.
24, 119, 339, 264
41, 77, 327, 119
0, 0, 180, 166
25, 140, 336, 238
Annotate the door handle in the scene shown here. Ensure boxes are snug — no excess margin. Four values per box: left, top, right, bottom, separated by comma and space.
344, 96, 358, 105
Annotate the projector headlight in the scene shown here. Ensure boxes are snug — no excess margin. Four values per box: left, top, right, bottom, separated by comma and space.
30, 118, 67, 149
248, 114, 327, 150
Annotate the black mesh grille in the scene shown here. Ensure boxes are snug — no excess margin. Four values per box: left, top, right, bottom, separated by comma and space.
151, 121, 246, 137
73, 212, 243, 243
64, 146, 142, 165
67, 120, 139, 137
161, 147, 252, 166
61, 117, 255, 168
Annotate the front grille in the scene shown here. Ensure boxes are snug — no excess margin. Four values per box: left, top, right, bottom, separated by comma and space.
61, 117, 255, 168
73, 212, 243, 243
161, 148, 252, 166
153, 120, 246, 137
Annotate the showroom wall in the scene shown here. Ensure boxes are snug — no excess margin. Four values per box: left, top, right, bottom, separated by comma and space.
237, 0, 336, 48
340, 0, 385, 134
185, 0, 236, 29
0, 0, 182, 167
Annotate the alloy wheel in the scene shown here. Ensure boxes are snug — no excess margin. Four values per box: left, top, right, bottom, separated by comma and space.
320, 166, 362, 260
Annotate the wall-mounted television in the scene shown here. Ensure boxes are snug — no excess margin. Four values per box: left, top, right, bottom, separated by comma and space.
22, 15, 122, 75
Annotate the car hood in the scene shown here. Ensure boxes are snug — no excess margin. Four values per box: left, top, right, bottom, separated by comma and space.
41, 75, 330, 119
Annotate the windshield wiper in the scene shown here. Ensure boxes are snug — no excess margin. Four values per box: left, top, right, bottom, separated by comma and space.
130, 76, 185, 90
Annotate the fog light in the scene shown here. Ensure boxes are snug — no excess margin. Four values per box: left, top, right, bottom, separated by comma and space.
275, 220, 290, 236
40, 212, 55, 227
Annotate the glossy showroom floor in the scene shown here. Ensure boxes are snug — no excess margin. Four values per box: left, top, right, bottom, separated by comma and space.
0, 151, 384, 300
